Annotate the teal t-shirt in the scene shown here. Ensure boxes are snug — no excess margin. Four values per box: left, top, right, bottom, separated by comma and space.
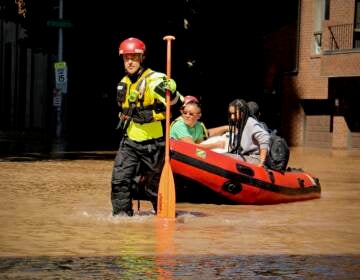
170, 117, 206, 143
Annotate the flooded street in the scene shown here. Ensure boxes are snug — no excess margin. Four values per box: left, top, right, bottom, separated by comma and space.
0, 147, 359, 279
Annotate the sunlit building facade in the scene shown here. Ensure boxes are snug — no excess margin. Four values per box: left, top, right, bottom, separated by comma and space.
265, 0, 360, 149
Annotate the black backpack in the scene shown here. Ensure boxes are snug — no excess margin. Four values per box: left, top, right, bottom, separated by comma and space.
265, 129, 290, 172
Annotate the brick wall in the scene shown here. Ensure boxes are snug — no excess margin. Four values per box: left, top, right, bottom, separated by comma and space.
332, 116, 350, 148
265, 0, 359, 149
306, 115, 331, 148
285, 0, 358, 149
321, 52, 360, 76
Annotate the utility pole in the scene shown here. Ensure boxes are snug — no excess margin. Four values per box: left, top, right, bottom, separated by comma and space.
51, 0, 69, 152
54, 0, 64, 139
58, 0, 63, 62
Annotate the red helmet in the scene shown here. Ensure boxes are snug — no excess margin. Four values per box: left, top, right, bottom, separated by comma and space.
119, 37, 146, 55
183, 95, 199, 105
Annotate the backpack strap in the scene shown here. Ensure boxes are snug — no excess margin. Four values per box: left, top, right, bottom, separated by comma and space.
199, 121, 209, 140
136, 70, 156, 102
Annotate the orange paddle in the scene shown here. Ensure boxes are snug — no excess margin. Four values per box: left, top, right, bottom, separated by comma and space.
157, 35, 176, 218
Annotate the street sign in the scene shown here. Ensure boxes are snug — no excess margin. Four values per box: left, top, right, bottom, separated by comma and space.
53, 89, 62, 110
54, 61, 68, 94
47, 19, 73, 28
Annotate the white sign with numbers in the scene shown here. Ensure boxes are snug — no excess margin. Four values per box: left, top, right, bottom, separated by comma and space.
54, 61, 68, 94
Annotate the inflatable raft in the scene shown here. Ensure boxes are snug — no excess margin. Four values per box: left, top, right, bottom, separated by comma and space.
170, 139, 321, 204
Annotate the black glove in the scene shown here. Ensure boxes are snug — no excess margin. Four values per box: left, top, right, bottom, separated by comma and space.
154, 79, 176, 97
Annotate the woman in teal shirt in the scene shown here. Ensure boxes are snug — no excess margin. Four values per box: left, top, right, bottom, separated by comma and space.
170, 96, 228, 150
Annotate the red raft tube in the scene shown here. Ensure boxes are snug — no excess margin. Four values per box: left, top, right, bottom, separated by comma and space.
169, 139, 321, 205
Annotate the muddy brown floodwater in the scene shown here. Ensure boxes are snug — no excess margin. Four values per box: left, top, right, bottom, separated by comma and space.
0, 147, 359, 279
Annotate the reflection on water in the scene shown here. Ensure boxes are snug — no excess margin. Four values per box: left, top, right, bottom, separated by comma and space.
1, 255, 359, 279
0, 147, 360, 279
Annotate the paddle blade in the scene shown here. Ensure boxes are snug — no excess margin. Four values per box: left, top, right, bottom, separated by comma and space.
157, 162, 176, 218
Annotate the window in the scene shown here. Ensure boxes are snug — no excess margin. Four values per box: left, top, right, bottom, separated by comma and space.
354, 0, 360, 48
324, 0, 330, 20
313, 0, 327, 54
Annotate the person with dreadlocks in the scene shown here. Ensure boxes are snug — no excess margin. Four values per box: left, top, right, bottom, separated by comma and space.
227, 99, 270, 167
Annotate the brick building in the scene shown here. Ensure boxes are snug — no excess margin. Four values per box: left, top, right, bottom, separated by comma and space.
264, 0, 360, 149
